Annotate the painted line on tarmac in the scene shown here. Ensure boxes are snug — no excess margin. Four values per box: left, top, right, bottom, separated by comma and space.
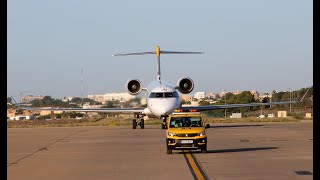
7, 129, 90, 167
183, 152, 208, 180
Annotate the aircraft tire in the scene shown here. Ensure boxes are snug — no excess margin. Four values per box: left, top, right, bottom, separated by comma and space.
133, 119, 137, 129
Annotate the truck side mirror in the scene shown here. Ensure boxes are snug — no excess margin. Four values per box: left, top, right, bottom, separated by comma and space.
205, 124, 210, 129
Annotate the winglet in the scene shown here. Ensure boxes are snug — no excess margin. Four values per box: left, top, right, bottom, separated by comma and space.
299, 88, 311, 102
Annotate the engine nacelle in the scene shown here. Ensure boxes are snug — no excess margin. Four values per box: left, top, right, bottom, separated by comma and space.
126, 79, 143, 95
176, 77, 194, 94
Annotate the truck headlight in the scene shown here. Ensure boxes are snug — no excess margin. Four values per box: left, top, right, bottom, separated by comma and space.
198, 131, 206, 137
168, 131, 176, 137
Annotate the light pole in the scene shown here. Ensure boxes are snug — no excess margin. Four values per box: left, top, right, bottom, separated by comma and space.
224, 89, 226, 119
289, 88, 291, 114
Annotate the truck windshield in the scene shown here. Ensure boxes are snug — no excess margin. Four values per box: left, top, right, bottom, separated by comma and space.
169, 117, 202, 127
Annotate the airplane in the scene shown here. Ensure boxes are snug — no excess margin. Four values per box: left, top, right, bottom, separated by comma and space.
17, 46, 309, 129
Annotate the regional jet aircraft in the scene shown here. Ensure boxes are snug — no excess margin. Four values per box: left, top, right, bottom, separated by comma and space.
19, 46, 309, 129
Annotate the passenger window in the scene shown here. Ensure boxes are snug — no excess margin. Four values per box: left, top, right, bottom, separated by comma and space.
149, 93, 155, 98
173, 92, 179, 97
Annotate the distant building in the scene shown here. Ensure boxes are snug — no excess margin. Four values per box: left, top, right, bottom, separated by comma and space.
87, 94, 105, 103
194, 92, 206, 100
180, 94, 192, 102
219, 91, 228, 98
205, 93, 218, 99
278, 111, 287, 118
88, 92, 135, 104
7, 108, 36, 119
21, 95, 44, 103
232, 90, 242, 95
39, 110, 64, 116
230, 113, 242, 118
250, 90, 260, 100
259, 93, 272, 101
9, 115, 35, 121
306, 113, 312, 118
7, 109, 19, 118
62, 97, 74, 102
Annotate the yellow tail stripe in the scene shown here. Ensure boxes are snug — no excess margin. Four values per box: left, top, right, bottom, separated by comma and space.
156, 46, 160, 56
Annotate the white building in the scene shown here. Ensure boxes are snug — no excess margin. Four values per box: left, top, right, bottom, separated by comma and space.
205, 93, 218, 99
88, 92, 135, 104
9, 115, 35, 120
62, 97, 74, 102
259, 93, 272, 100
194, 92, 206, 100
21, 95, 44, 103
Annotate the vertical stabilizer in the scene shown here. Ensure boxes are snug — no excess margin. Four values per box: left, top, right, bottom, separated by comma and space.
155, 46, 161, 83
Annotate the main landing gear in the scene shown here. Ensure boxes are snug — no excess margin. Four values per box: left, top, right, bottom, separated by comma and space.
161, 116, 168, 129
133, 114, 144, 129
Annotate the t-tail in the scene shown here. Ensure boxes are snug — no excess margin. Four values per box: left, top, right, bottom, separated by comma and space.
112, 46, 204, 83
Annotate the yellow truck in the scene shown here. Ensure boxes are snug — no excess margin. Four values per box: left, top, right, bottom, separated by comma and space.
166, 110, 210, 154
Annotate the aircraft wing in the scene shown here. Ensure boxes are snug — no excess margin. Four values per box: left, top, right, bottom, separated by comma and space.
20, 107, 145, 114
180, 101, 300, 111
181, 88, 310, 111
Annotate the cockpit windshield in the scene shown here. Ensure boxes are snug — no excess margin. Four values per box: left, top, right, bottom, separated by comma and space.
169, 117, 202, 127
149, 92, 179, 98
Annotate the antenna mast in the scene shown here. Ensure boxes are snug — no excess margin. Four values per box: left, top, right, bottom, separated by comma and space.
81, 67, 84, 106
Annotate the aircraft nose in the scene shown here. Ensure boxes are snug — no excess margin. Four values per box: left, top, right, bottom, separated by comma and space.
157, 105, 174, 115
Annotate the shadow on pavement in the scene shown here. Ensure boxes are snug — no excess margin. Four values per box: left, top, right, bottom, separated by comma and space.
208, 124, 264, 129
178, 147, 278, 154
206, 147, 278, 153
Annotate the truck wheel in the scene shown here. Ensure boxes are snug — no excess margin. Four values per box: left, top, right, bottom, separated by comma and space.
201, 146, 207, 153
140, 119, 144, 129
133, 119, 137, 129
167, 148, 172, 154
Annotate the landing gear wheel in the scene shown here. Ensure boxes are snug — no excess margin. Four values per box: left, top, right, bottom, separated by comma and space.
161, 116, 168, 129
133, 119, 137, 129
140, 119, 144, 129
167, 148, 172, 154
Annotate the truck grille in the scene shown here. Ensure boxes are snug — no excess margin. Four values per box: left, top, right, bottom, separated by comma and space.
176, 133, 198, 137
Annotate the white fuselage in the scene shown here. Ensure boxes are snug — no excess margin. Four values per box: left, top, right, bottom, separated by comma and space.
143, 81, 181, 118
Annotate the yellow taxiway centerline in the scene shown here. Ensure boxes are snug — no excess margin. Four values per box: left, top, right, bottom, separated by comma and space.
184, 153, 206, 180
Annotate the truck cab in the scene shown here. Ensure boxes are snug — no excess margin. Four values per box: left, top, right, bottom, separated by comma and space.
166, 110, 209, 154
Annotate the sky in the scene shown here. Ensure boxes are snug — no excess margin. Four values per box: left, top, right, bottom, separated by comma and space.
8, 0, 313, 100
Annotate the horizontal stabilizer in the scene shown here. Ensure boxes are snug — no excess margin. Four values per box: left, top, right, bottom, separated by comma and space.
112, 49, 204, 56
160, 51, 203, 54
112, 52, 155, 56
112, 46, 204, 84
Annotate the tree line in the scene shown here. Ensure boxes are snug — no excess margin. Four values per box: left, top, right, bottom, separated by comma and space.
199, 86, 313, 115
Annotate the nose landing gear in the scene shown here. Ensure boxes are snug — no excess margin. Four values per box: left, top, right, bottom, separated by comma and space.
133, 114, 145, 129
161, 116, 168, 129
